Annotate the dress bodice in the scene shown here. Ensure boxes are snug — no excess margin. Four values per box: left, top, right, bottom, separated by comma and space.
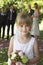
13, 35, 35, 60
8, 35, 37, 65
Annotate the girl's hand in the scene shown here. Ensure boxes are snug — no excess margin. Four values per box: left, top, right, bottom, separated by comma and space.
16, 62, 23, 65
26, 60, 31, 65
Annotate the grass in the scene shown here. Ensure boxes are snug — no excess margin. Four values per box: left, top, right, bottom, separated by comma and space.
37, 52, 43, 65
0, 48, 8, 65
0, 48, 43, 65
40, 31, 43, 37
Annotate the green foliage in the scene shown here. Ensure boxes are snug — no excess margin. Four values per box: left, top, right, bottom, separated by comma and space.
0, 48, 8, 63
40, 31, 43, 37
37, 52, 43, 65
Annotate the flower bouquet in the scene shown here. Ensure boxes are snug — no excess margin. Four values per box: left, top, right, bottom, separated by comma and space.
10, 50, 28, 65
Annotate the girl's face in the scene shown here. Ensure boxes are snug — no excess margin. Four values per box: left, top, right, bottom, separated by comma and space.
17, 23, 30, 36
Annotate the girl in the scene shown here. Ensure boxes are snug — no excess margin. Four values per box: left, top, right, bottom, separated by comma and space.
8, 13, 40, 65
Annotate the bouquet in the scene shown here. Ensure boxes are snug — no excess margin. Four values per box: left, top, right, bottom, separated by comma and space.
10, 50, 28, 65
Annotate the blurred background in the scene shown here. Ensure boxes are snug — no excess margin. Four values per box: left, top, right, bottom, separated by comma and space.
0, 0, 43, 65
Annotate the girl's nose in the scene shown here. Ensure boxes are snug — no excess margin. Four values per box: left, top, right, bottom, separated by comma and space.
23, 26, 26, 31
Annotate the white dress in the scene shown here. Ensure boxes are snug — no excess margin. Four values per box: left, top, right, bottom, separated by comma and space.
30, 11, 39, 36
8, 35, 36, 65
13, 35, 36, 65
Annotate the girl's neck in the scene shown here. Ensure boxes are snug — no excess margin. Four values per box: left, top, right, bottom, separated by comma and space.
18, 33, 31, 44
19, 33, 30, 39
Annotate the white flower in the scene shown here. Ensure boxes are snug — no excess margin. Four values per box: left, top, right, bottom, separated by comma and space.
18, 51, 23, 57
11, 52, 17, 60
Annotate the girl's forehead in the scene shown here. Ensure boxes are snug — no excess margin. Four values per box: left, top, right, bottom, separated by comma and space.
19, 23, 27, 25
19, 21, 29, 25
18, 22, 30, 26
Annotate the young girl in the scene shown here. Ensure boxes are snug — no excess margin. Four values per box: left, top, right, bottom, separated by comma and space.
8, 13, 40, 65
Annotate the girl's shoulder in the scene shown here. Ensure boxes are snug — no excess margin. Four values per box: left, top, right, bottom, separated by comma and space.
10, 34, 18, 42
10, 36, 15, 40
10, 35, 16, 42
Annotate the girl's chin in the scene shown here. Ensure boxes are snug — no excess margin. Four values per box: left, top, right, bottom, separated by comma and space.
21, 33, 27, 36
19, 32, 28, 36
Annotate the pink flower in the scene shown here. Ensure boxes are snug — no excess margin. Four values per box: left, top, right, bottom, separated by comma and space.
16, 62, 23, 65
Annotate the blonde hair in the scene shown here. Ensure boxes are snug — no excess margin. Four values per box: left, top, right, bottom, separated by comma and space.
16, 13, 32, 27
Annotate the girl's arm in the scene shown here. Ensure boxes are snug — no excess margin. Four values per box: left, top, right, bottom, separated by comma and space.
27, 39, 40, 65
8, 36, 14, 58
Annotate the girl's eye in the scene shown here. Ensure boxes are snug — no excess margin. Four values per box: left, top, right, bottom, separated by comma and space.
26, 24, 29, 26
20, 25, 23, 27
